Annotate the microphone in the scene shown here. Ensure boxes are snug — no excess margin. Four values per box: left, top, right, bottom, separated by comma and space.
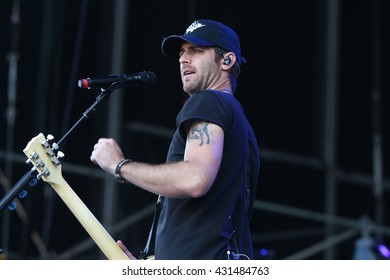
78, 71, 156, 89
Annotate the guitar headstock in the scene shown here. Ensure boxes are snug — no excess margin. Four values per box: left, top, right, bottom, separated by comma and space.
23, 133, 64, 185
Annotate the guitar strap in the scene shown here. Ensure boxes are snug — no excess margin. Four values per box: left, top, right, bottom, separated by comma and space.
138, 195, 163, 259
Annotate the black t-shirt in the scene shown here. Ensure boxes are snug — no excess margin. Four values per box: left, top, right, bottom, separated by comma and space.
155, 90, 260, 260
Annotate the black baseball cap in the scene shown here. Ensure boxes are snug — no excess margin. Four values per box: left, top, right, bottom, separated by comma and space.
161, 19, 246, 65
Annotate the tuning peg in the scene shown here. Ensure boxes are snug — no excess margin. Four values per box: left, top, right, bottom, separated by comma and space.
46, 149, 55, 157
52, 142, 59, 151
36, 168, 50, 180
52, 157, 60, 166
51, 151, 64, 165
46, 134, 60, 151
43, 134, 55, 148
7, 201, 16, 211
25, 152, 39, 164
57, 151, 65, 159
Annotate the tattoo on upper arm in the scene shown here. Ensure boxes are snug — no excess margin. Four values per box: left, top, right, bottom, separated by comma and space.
188, 122, 210, 146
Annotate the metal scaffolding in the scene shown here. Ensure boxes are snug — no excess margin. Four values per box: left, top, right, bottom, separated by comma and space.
0, 0, 387, 260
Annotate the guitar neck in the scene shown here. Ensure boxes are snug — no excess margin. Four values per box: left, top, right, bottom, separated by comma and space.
23, 133, 129, 260
51, 177, 129, 260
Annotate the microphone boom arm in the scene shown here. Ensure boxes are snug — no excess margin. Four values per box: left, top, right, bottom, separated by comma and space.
0, 86, 115, 211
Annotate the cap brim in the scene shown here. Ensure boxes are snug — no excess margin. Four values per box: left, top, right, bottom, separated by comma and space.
161, 35, 216, 57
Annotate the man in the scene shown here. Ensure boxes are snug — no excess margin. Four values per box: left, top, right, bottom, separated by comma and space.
90, 19, 260, 260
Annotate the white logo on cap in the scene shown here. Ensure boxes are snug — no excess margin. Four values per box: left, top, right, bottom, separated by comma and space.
185, 21, 205, 34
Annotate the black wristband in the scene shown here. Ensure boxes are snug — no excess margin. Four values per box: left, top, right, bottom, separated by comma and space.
114, 159, 132, 183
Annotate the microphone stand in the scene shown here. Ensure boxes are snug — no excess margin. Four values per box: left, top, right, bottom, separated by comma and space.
0, 82, 123, 212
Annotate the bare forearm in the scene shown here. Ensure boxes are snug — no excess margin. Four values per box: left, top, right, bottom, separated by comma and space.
119, 160, 212, 198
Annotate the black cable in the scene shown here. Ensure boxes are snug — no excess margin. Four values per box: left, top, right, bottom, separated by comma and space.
138, 195, 163, 259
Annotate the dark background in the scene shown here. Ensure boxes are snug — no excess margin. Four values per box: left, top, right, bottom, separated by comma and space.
0, 0, 389, 260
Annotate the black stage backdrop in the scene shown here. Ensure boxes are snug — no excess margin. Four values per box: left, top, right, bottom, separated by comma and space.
0, 0, 389, 260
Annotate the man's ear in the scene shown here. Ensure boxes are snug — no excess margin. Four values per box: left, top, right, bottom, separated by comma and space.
221, 52, 236, 69
223, 56, 231, 65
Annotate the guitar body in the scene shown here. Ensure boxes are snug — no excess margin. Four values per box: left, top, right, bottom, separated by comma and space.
23, 133, 129, 260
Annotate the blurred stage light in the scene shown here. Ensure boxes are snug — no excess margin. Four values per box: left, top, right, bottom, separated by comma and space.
353, 236, 390, 260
